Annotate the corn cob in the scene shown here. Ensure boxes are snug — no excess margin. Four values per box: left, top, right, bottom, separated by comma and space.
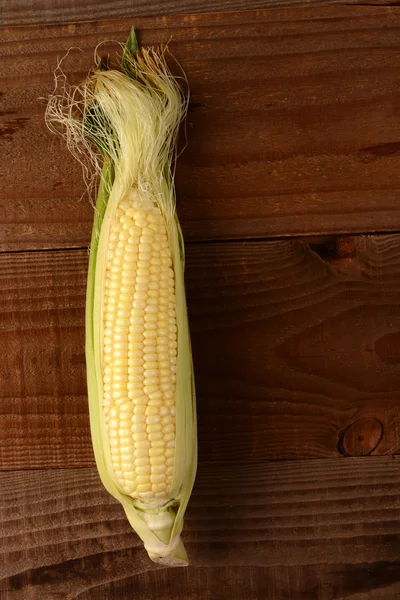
46, 29, 197, 566
103, 197, 178, 502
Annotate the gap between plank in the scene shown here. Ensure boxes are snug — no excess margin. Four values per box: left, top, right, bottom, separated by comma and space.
1, 454, 399, 474
2, 230, 400, 255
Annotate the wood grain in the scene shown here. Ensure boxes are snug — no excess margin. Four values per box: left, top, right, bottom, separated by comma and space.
2, 7, 400, 250
0, 0, 362, 27
0, 250, 90, 467
1, 457, 400, 598
2, 235, 400, 469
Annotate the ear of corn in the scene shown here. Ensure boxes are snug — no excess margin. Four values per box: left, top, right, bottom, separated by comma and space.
47, 28, 197, 566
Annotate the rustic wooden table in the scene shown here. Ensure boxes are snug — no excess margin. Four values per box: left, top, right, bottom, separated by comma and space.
1, 1, 400, 598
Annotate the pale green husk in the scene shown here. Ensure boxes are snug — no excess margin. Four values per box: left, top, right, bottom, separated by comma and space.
46, 29, 197, 566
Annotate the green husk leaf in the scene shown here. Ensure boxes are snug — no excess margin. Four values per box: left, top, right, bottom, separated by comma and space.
122, 27, 139, 76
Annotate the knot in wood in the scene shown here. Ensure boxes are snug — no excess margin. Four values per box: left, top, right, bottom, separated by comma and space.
338, 418, 383, 457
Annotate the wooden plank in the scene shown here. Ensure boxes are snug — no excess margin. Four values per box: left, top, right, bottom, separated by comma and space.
0, 250, 90, 468
1, 457, 400, 598
2, 8, 400, 250
0, 0, 375, 27
2, 236, 400, 468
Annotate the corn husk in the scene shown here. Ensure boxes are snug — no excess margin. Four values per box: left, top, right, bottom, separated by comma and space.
46, 28, 197, 566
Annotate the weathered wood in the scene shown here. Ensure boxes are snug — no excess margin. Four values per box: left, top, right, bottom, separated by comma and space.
0, 250, 90, 468
1, 0, 383, 27
2, 236, 400, 468
2, 7, 400, 250
1, 457, 400, 598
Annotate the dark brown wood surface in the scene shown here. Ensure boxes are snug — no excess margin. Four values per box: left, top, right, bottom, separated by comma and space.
2, 4, 400, 599
0, 0, 362, 26
2, 236, 400, 469
1, 458, 400, 599
2, 7, 400, 250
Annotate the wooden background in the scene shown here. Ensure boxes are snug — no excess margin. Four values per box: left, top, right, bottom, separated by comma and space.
1, 1, 400, 598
